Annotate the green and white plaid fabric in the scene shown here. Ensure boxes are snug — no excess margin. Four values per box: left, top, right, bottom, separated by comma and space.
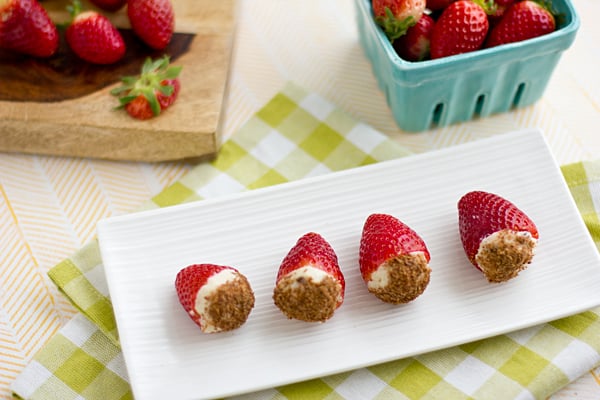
11, 83, 600, 400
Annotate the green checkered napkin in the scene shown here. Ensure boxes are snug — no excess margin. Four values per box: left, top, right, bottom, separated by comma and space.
12, 83, 600, 400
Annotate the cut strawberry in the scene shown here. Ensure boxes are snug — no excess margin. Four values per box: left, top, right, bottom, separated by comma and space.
175, 264, 255, 333
65, 0, 126, 65
359, 213, 431, 304
458, 191, 539, 283
111, 56, 182, 119
0, 0, 59, 58
273, 232, 345, 322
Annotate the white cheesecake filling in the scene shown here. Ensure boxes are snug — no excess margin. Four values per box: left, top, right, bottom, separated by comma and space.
285, 265, 342, 303
367, 251, 426, 290
476, 230, 537, 261
195, 269, 237, 333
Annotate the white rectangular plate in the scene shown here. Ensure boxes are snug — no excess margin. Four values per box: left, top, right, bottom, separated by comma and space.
98, 129, 600, 400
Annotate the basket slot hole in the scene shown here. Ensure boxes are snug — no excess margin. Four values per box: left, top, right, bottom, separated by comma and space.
512, 83, 526, 108
431, 102, 444, 126
474, 94, 486, 116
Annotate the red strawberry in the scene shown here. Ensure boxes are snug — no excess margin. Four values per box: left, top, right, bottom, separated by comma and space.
372, 0, 426, 41
127, 0, 174, 50
393, 13, 435, 61
359, 213, 431, 304
430, 0, 489, 59
273, 232, 345, 322
426, 0, 456, 12
0, 0, 58, 57
458, 191, 539, 283
66, 0, 126, 64
111, 56, 182, 120
486, 0, 555, 48
175, 264, 255, 333
89, 0, 126, 12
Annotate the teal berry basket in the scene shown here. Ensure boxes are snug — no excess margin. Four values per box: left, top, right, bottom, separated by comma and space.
355, 0, 580, 132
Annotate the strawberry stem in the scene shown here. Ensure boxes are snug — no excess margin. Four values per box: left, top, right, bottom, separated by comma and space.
111, 56, 183, 116
375, 7, 416, 42
67, 0, 82, 19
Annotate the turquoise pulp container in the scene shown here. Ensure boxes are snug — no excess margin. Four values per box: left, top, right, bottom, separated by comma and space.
355, 0, 580, 132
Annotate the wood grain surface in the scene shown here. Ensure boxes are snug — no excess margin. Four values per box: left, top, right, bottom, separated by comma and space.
0, 0, 235, 161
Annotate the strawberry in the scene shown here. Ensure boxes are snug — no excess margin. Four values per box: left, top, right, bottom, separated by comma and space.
426, 0, 456, 12
0, 0, 59, 58
89, 0, 126, 12
430, 0, 489, 59
359, 213, 431, 304
175, 264, 255, 333
372, 0, 426, 42
111, 56, 182, 120
393, 13, 434, 61
486, 0, 555, 48
458, 191, 539, 283
65, 0, 126, 64
127, 0, 174, 50
273, 232, 345, 322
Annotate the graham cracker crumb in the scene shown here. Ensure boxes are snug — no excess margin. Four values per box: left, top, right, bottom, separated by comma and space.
476, 229, 536, 283
205, 274, 255, 332
368, 253, 431, 304
273, 273, 341, 322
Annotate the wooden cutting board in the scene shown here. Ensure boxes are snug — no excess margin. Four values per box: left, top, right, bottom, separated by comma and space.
0, 0, 235, 162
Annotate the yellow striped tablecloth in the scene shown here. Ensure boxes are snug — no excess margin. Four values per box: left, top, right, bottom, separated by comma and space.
1, 0, 599, 398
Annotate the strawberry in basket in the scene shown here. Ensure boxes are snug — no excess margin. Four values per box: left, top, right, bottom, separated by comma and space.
359, 213, 431, 304
175, 264, 255, 333
372, 0, 426, 41
273, 232, 345, 322
458, 190, 539, 282
486, 0, 556, 47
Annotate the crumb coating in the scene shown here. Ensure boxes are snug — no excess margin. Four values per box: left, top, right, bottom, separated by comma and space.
273, 273, 341, 322
204, 275, 255, 332
476, 229, 536, 283
367, 252, 431, 304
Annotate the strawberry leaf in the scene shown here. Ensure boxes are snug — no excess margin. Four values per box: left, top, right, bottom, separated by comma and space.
111, 55, 182, 118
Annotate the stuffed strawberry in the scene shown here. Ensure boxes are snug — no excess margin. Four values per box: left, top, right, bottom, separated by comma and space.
175, 264, 255, 333
486, 0, 555, 47
111, 56, 182, 120
430, 0, 489, 59
372, 0, 426, 42
65, 0, 126, 64
0, 0, 59, 58
393, 13, 434, 61
127, 0, 174, 50
458, 191, 539, 283
359, 213, 431, 304
273, 232, 345, 322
